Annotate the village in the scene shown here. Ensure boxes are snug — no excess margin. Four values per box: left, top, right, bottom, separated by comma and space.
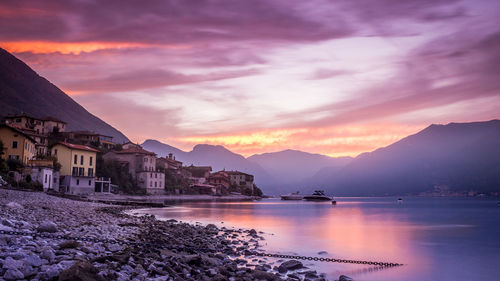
0, 113, 262, 198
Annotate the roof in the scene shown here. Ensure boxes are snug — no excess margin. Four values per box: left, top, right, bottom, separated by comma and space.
0, 125, 37, 143
226, 171, 252, 176
52, 142, 99, 153
114, 146, 156, 156
40, 116, 66, 123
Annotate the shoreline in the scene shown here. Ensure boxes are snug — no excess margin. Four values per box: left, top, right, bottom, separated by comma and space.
0, 189, 330, 281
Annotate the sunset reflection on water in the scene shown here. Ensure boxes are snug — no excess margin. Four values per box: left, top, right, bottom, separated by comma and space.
137, 197, 500, 281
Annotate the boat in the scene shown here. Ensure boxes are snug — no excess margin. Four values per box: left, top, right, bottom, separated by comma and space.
303, 190, 333, 201
280, 191, 304, 200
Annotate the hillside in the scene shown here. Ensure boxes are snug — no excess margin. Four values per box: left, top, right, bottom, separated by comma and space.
312, 120, 500, 196
0, 48, 129, 143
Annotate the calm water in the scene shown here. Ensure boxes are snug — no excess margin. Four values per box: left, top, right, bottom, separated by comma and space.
137, 197, 500, 281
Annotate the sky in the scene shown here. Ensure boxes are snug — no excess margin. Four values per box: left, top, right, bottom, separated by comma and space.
1, 0, 500, 157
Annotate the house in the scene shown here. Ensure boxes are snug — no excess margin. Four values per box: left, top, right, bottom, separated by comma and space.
51, 142, 98, 195
40, 116, 66, 134
3, 114, 65, 155
157, 153, 183, 172
103, 146, 165, 194
4, 114, 66, 135
26, 159, 58, 192
0, 125, 36, 165
60, 131, 115, 150
208, 171, 231, 189
226, 171, 254, 189
184, 165, 212, 184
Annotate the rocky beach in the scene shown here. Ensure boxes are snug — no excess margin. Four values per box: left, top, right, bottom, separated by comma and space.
0, 189, 336, 281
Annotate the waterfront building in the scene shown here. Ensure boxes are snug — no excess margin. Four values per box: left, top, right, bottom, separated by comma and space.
51, 142, 98, 195
226, 171, 254, 190
208, 171, 231, 189
0, 125, 36, 165
157, 153, 183, 172
103, 146, 165, 194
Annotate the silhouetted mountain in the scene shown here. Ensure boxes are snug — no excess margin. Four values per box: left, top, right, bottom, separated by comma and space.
142, 140, 357, 195
0, 48, 129, 143
248, 149, 352, 188
312, 120, 500, 196
141, 139, 188, 158
141, 140, 278, 193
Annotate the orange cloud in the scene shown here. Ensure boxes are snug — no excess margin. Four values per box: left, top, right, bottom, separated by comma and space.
1, 41, 190, 54
171, 123, 424, 157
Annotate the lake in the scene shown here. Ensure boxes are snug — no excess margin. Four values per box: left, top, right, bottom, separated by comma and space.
136, 197, 500, 281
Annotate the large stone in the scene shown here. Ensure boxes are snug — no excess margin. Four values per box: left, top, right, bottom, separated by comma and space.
251, 270, 281, 281
6, 202, 23, 209
3, 268, 24, 280
58, 260, 101, 281
0, 225, 13, 232
338, 275, 354, 281
37, 221, 58, 233
40, 248, 56, 262
24, 254, 43, 267
278, 260, 303, 273
2, 256, 23, 270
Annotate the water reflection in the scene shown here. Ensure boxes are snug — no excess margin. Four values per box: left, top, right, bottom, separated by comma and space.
137, 197, 500, 281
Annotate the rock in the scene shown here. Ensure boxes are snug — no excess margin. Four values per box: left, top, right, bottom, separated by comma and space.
40, 248, 56, 262
1, 219, 14, 227
251, 270, 281, 281
3, 256, 23, 270
287, 273, 301, 280
20, 264, 37, 278
59, 240, 81, 249
317, 251, 328, 255
338, 275, 354, 281
24, 254, 43, 267
248, 229, 257, 236
278, 260, 303, 273
3, 268, 25, 280
59, 260, 101, 281
37, 221, 58, 233
0, 224, 14, 232
6, 202, 23, 209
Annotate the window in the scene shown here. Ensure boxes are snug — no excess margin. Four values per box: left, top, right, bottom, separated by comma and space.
45, 174, 47, 183
150, 181, 152, 187
80, 155, 84, 165
144, 158, 147, 163
12, 141, 18, 149
79, 167, 84, 176
89, 156, 93, 166
88, 180, 91, 186
155, 182, 157, 187
88, 168, 94, 177
54, 149, 58, 156
74, 154, 78, 164
159, 181, 162, 187
155, 173, 157, 178
72, 167, 78, 176
76, 179, 79, 185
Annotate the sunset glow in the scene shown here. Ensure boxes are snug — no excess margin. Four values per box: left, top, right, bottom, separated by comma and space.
1, 0, 499, 156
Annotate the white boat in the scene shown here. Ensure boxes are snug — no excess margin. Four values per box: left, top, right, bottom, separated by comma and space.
280, 191, 304, 200
303, 190, 333, 201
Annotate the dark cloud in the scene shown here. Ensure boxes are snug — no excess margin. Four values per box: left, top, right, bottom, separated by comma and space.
61, 68, 260, 93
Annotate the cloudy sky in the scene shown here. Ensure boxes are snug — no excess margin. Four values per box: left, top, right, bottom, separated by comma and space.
1, 0, 499, 157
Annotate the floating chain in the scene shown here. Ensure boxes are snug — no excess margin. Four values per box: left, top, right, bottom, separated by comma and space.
0, 229, 403, 267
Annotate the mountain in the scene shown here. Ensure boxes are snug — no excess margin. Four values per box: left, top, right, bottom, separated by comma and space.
142, 140, 354, 195
312, 120, 500, 196
248, 149, 352, 187
142, 140, 278, 193
0, 48, 129, 143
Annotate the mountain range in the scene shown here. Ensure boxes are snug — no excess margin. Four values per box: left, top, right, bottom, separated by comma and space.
308, 120, 500, 196
2, 47, 499, 196
0, 48, 129, 143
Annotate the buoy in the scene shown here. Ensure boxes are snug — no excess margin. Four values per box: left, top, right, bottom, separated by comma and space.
332, 200, 337, 205
397, 198, 403, 204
